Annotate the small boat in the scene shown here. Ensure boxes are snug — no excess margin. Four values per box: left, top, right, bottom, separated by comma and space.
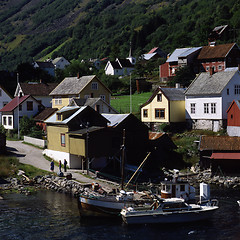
120, 197, 219, 225
78, 187, 153, 217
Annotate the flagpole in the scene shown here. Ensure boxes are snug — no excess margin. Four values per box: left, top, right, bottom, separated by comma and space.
17, 73, 20, 139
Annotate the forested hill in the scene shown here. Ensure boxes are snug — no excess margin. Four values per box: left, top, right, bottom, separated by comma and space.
0, 0, 239, 71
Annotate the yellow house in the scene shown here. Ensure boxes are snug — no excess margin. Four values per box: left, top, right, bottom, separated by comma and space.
50, 75, 112, 109
141, 87, 185, 128
43, 105, 109, 169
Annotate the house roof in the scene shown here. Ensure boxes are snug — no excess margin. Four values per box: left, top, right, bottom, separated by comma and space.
227, 100, 240, 113
109, 61, 121, 69
210, 152, 240, 160
178, 47, 202, 58
0, 95, 31, 112
18, 82, 58, 96
52, 57, 69, 65
141, 87, 185, 108
142, 53, 158, 60
101, 113, 130, 127
166, 48, 192, 62
45, 106, 87, 124
149, 132, 164, 140
0, 84, 13, 99
148, 47, 159, 54
185, 71, 237, 96
34, 108, 58, 122
199, 136, 240, 151
117, 59, 134, 68
35, 61, 55, 68
50, 75, 109, 96
197, 43, 236, 59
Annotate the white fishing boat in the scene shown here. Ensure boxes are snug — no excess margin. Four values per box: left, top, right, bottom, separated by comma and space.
121, 197, 219, 225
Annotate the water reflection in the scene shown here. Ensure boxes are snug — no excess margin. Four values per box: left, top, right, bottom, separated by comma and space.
0, 188, 240, 240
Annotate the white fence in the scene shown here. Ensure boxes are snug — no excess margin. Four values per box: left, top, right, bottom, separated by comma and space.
24, 136, 47, 148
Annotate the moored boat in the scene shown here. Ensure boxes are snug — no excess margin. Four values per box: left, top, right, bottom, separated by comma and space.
120, 197, 219, 225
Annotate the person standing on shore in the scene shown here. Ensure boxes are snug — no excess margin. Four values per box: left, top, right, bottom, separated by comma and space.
59, 160, 62, 172
50, 160, 54, 172
64, 159, 67, 172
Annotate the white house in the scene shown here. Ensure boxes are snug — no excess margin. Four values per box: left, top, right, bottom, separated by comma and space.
52, 57, 70, 70
0, 95, 44, 130
185, 68, 240, 132
0, 85, 12, 125
15, 81, 58, 108
105, 58, 135, 76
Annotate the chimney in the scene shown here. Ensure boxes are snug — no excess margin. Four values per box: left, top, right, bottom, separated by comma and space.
210, 67, 215, 76
175, 83, 180, 88
77, 72, 80, 79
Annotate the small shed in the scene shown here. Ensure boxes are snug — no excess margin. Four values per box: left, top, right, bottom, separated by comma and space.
227, 100, 240, 136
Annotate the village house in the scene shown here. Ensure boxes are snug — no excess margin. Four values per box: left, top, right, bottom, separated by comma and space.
104, 58, 135, 76
197, 42, 240, 73
33, 61, 55, 76
199, 135, 240, 174
14, 81, 58, 108
0, 95, 44, 130
50, 75, 112, 109
226, 100, 240, 137
140, 86, 185, 130
185, 68, 240, 132
43, 106, 109, 169
0, 84, 12, 125
159, 47, 201, 81
52, 57, 70, 70
141, 47, 166, 61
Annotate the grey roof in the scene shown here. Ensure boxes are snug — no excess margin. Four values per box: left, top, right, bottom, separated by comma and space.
161, 88, 185, 101
166, 48, 191, 62
185, 71, 238, 96
45, 106, 86, 124
50, 75, 96, 95
178, 47, 202, 58
101, 113, 130, 127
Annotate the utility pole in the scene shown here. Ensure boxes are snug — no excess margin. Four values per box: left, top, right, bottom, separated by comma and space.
121, 129, 126, 190
17, 73, 20, 139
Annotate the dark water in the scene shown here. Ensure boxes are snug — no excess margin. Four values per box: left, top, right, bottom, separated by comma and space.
1, 188, 240, 240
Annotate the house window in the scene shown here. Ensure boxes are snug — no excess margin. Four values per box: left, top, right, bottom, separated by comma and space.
61, 134, 66, 147
206, 66, 209, 71
55, 97, 62, 105
157, 93, 162, 102
204, 103, 209, 114
91, 82, 98, 90
19, 104, 22, 111
231, 114, 233, 119
235, 85, 240, 95
211, 103, 216, 114
100, 95, 105, 101
3, 116, 6, 125
190, 103, 196, 114
3, 101, 8, 107
155, 109, 165, 119
218, 65, 222, 70
8, 116, 12, 126
180, 185, 185, 191
143, 109, 148, 118
96, 105, 100, 113
91, 93, 94, 98
227, 89, 229, 95
27, 101, 33, 111
57, 113, 61, 121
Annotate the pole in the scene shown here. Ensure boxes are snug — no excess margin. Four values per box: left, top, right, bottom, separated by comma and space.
125, 152, 151, 188
86, 123, 89, 175
121, 129, 126, 190
17, 73, 20, 139
130, 73, 132, 113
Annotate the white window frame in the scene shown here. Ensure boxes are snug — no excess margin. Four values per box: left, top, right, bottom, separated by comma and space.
190, 103, 196, 114
204, 103, 209, 114
211, 103, 216, 114
235, 85, 240, 95
55, 97, 62, 105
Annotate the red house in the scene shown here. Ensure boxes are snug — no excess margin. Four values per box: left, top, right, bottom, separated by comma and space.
197, 43, 240, 73
227, 100, 240, 136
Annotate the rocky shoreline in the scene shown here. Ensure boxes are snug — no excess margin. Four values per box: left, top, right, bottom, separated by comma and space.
1, 169, 240, 199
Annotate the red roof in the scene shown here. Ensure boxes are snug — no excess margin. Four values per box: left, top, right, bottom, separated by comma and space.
147, 47, 159, 54
210, 152, 240, 160
149, 132, 164, 140
0, 95, 30, 112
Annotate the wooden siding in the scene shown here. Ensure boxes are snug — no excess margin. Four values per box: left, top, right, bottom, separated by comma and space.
227, 101, 240, 126
47, 125, 69, 152
170, 101, 186, 122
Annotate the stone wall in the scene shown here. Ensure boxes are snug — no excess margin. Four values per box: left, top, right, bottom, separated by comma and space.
24, 136, 47, 148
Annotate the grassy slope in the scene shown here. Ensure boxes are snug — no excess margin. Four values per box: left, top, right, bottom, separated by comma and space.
111, 92, 152, 115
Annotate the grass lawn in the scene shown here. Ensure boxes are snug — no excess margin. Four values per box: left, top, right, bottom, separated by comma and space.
111, 92, 152, 115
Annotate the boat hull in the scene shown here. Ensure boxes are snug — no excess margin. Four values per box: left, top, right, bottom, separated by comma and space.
121, 206, 219, 224
78, 195, 134, 217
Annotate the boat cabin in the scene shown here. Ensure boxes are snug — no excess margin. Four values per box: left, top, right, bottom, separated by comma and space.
160, 180, 195, 201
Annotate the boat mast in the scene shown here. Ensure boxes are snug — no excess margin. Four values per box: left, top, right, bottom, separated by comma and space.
121, 129, 126, 190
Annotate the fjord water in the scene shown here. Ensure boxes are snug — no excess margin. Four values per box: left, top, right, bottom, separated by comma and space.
0, 188, 240, 240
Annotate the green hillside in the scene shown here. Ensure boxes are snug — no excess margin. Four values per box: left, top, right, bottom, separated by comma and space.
0, 0, 239, 71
